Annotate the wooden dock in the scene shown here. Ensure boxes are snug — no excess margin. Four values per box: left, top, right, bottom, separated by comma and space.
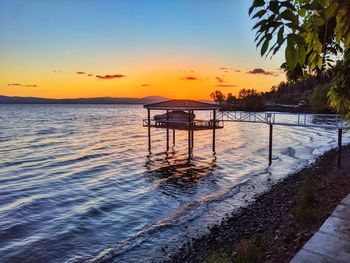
143, 100, 348, 164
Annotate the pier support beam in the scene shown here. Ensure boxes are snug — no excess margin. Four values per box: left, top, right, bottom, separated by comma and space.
173, 129, 175, 146
338, 128, 343, 167
269, 124, 273, 165
213, 110, 216, 153
191, 130, 194, 148
148, 109, 151, 151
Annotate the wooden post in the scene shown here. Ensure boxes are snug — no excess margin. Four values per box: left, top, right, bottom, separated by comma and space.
338, 128, 343, 167
213, 110, 216, 152
191, 130, 194, 149
188, 110, 191, 156
269, 124, 273, 165
148, 109, 151, 151
166, 110, 169, 151
173, 129, 175, 146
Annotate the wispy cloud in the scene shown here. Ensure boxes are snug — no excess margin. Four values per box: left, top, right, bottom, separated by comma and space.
87, 74, 93, 76
52, 69, 62, 73
76, 71, 86, 75
96, 74, 126, 80
235, 69, 241, 72
219, 67, 228, 70
215, 84, 237, 87
141, 83, 149, 86
8, 83, 37, 87
247, 68, 274, 75
181, 76, 200, 80
216, 76, 225, 83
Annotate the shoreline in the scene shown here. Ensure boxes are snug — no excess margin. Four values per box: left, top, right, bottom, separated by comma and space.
167, 145, 350, 263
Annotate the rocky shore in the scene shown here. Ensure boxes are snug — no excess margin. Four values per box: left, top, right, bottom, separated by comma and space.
167, 145, 350, 263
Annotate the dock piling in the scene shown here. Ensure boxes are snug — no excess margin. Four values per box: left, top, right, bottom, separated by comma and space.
269, 124, 273, 165
148, 109, 151, 151
213, 110, 216, 152
166, 110, 169, 151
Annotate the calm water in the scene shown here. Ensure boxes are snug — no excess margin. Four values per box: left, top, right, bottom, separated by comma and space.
0, 104, 348, 263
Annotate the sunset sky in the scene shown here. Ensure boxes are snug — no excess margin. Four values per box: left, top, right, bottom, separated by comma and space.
0, 0, 285, 100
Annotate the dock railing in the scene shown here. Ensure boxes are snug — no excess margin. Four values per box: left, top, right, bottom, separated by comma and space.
143, 119, 224, 130
217, 111, 347, 129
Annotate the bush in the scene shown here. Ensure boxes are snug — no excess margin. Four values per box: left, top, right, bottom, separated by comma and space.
293, 177, 323, 225
234, 238, 263, 263
309, 83, 332, 113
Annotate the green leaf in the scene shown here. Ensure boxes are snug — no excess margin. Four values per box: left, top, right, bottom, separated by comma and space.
256, 35, 266, 47
277, 27, 284, 45
261, 39, 270, 56
281, 10, 298, 23
252, 19, 267, 30
248, 6, 254, 16
285, 43, 298, 69
325, 1, 338, 20
268, 1, 279, 13
252, 9, 266, 19
298, 45, 306, 65
253, 0, 265, 8
280, 1, 296, 11
299, 8, 306, 17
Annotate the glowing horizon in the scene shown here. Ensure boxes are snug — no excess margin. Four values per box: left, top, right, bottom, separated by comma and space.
0, 1, 285, 100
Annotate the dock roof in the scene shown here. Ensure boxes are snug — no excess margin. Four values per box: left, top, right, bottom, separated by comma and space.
144, 99, 219, 110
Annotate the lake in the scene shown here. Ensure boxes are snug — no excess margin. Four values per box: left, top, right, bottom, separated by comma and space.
0, 104, 348, 262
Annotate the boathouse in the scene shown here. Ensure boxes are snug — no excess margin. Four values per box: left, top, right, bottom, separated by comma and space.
143, 99, 223, 154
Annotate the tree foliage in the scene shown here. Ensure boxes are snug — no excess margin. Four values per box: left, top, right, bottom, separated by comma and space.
250, 0, 350, 117
309, 82, 332, 113
210, 90, 226, 103
328, 50, 350, 118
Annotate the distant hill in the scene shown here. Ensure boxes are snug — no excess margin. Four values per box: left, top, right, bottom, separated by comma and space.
0, 95, 169, 104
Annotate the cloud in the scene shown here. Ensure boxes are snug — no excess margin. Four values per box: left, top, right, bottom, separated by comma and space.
247, 68, 274, 75
8, 83, 37, 87
235, 69, 241, 72
219, 67, 228, 70
141, 83, 149, 86
52, 69, 62, 73
76, 71, 86, 74
87, 74, 93, 76
181, 76, 199, 80
215, 84, 237, 87
96, 74, 126, 80
216, 76, 225, 83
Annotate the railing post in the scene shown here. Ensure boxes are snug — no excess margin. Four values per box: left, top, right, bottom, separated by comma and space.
148, 109, 151, 151
269, 124, 273, 165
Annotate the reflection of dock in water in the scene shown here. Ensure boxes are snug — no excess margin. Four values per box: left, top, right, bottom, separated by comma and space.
145, 151, 217, 190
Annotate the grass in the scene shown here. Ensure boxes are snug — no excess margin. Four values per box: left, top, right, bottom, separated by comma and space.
293, 176, 324, 225
234, 236, 264, 263
206, 252, 231, 263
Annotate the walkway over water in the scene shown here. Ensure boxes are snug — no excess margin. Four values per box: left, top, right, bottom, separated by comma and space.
217, 111, 346, 129
216, 111, 348, 165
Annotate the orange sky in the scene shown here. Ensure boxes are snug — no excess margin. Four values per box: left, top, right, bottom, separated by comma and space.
0, 1, 286, 100
0, 58, 285, 100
